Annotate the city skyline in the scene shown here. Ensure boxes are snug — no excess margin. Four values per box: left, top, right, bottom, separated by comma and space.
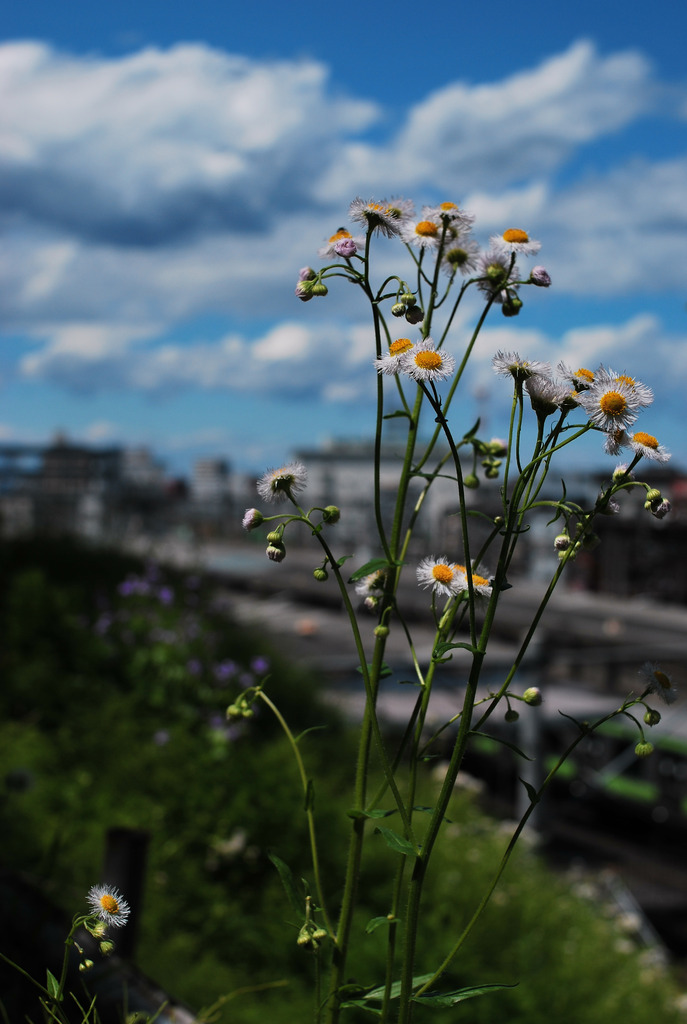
1, 0, 686, 477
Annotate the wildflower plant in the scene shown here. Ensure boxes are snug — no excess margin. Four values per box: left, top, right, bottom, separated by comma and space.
238, 196, 677, 1024
0, 886, 131, 1024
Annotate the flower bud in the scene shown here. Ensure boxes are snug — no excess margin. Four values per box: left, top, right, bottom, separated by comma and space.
295, 280, 314, 302
322, 505, 341, 524
523, 687, 543, 706
501, 295, 523, 318
334, 238, 357, 257
505, 708, 519, 723
242, 508, 264, 531
374, 625, 389, 638
484, 466, 500, 479
313, 567, 329, 582
79, 960, 95, 973
634, 741, 654, 758
487, 438, 508, 456
311, 281, 328, 297
554, 533, 570, 552
651, 499, 671, 519
400, 292, 416, 307
405, 306, 424, 325
529, 266, 551, 287
298, 266, 316, 282
644, 708, 661, 726
391, 302, 406, 317
99, 940, 116, 956
266, 530, 282, 544
646, 488, 662, 503
266, 541, 286, 562
464, 473, 480, 489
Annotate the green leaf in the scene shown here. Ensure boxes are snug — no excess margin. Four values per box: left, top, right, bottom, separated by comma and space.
412, 982, 517, 1007
304, 779, 315, 813
45, 970, 61, 1002
365, 915, 399, 934
463, 416, 481, 440
373, 826, 417, 856
356, 662, 393, 679
336, 555, 353, 567
348, 559, 392, 583
469, 730, 532, 761
348, 807, 396, 820
519, 777, 540, 805
432, 640, 477, 660
267, 853, 303, 917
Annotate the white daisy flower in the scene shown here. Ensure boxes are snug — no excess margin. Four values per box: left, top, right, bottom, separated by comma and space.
476, 249, 521, 301
491, 228, 541, 257
374, 337, 416, 375
453, 563, 493, 598
492, 351, 551, 382
441, 234, 481, 277
318, 228, 365, 259
416, 557, 464, 598
86, 885, 130, 928
525, 375, 575, 416
603, 430, 629, 457
640, 662, 677, 704
401, 339, 455, 382
556, 362, 596, 391
400, 217, 443, 250
349, 197, 414, 237
257, 462, 307, 503
354, 569, 388, 598
628, 431, 671, 463
595, 367, 653, 408
577, 381, 643, 432
423, 201, 475, 228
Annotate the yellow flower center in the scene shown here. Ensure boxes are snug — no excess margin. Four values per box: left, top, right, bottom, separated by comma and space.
633, 431, 658, 449
329, 229, 351, 243
386, 205, 403, 219
389, 338, 414, 356
100, 894, 120, 914
415, 351, 442, 370
503, 228, 529, 244
440, 202, 458, 210
598, 391, 627, 417
472, 573, 490, 588
615, 374, 636, 387
416, 220, 439, 237
576, 368, 594, 383
432, 564, 454, 584
654, 670, 671, 690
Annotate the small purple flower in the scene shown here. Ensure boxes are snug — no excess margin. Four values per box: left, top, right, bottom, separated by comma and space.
187, 659, 202, 676
298, 266, 316, 282
157, 586, 174, 606
214, 660, 237, 683
250, 655, 270, 674
94, 614, 112, 635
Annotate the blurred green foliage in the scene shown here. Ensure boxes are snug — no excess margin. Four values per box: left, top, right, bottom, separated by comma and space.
0, 538, 682, 1023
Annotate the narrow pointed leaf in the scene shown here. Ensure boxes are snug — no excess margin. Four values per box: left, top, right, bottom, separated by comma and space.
268, 853, 303, 916
412, 982, 517, 1007
373, 826, 416, 856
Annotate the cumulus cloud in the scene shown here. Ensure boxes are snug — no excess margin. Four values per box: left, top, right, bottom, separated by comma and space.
0, 41, 378, 245
316, 40, 657, 198
19, 318, 378, 400
1, 34, 686, 434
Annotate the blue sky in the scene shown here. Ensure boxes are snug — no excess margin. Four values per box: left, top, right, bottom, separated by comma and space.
2, 0, 687, 476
